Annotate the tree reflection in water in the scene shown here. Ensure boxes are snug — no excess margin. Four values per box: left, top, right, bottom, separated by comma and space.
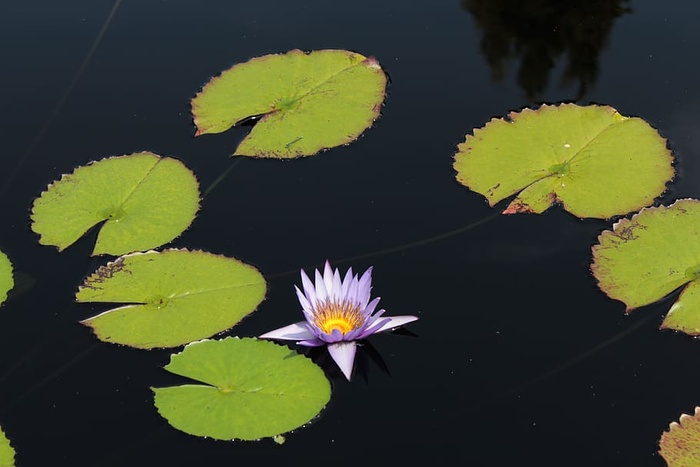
461, 0, 631, 100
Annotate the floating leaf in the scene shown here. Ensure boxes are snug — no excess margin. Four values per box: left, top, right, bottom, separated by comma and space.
591, 199, 700, 334
31, 152, 200, 256
192, 49, 387, 158
78, 249, 266, 348
0, 426, 15, 467
659, 407, 700, 466
453, 104, 673, 219
0, 251, 13, 307
153, 337, 331, 441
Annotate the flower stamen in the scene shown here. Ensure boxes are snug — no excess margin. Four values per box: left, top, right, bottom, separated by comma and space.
313, 300, 365, 335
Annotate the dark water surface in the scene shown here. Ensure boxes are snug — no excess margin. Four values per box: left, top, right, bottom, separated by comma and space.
1, 1, 700, 465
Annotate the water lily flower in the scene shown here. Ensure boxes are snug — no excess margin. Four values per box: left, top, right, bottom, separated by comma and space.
260, 261, 418, 381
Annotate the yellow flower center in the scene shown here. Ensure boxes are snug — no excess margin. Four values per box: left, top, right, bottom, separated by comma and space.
313, 300, 365, 335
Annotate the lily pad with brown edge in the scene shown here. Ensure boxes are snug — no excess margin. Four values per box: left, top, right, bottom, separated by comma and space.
591, 199, 700, 335
78, 249, 266, 349
31, 152, 200, 256
191, 49, 387, 159
153, 337, 331, 441
0, 251, 13, 307
0, 426, 15, 467
453, 104, 673, 219
659, 407, 700, 466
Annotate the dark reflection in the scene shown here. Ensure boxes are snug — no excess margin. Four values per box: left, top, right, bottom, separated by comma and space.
303, 340, 387, 382
462, 0, 631, 100
304, 335, 415, 382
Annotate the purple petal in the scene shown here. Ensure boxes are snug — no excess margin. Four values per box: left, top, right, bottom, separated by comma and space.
300, 269, 317, 304
357, 267, 373, 300
364, 315, 419, 336
295, 285, 313, 313
344, 322, 373, 341
346, 274, 359, 305
323, 261, 335, 295
260, 322, 315, 341
359, 266, 373, 283
314, 269, 328, 302
297, 338, 325, 347
341, 267, 354, 299
362, 296, 381, 318
324, 328, 345, 343
331, 269, 342, 300
351, 309, 386, 339
356, 317, 392, 339
327, 341, 357, 381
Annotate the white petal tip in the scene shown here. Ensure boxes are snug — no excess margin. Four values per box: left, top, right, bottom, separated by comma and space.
372, 315, 419, 334
327, 341, 357, 381
259, 322, 315, 341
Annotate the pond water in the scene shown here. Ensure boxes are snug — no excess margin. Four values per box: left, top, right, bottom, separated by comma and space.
1, 0, 699, 465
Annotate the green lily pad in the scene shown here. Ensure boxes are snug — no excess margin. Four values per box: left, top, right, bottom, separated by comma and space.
31, 152, 200, 256
78, 249, 266, 348
453, 104, 673, 219
659, 407, 700, 466
591, 199, 700, 334
0, 251, 13, 307
153, 337, 331, 441
191, 49, 387, 158
0, 426, 15, 467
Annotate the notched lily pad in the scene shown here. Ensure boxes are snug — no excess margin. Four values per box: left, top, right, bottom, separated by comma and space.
191, 49, 387, 158
31, 152, 200, 256
78, 249, 266, 348
659, 407, 700, 466
153, 337, 331, 441
591, 199, 700, 335
0, 426, 15, 467
453, 103, 673, 219
0, 251, 13, 307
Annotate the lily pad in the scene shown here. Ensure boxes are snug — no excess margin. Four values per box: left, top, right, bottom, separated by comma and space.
591, 199, 700, 334
31, 152, 200, 256
0, 251, 13, 306
659, 407, 700, 466
0, 426, 15, 467
78, 249, 266, 348
153, 337, 331, 441
453, 104, 673, 219
191, 49, 387, 158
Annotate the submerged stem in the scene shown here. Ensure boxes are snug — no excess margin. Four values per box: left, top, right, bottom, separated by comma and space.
270, 211, 501, 280
0, 0, 124, 199
457, 310, 660, 416
202, 157, 245, 198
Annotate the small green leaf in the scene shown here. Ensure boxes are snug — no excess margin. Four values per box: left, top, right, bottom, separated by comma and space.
31, 152, 200, 256
591, 199, 700, 334
454, 104, 674, 219
0, 426, 15, 467
78, 249, 266, 348
153, 337, 331, 441
0, 251, 13, 307
192, 49, 387, 158
659, 407, 700, 466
